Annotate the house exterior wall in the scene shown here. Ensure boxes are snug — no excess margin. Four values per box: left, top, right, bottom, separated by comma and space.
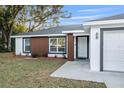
15, 37, 22, 55
90, 23, 124, 71
15, 31, 90, 60
15, 37, 31, 56
31, 37, 48, 57
15, 36, 67, 58
67, 33, 74, 61
74, 36, 76, 59
48, 36, 68, 58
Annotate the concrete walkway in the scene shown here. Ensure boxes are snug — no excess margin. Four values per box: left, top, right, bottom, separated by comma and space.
50, 61, 124, 88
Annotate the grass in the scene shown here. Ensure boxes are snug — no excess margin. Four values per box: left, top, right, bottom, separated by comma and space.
0, 53, 106, 88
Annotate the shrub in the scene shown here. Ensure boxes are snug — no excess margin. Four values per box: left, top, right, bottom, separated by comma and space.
42, 53, 48, 57
0, 38, 9, 52
31, 53, 41, 58
54, 55, 57, 58
63, 54, 67, 59
0, 46, 8, 52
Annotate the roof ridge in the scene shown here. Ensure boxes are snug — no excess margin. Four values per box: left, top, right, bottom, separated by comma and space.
88, 13, 124, 22
28, 24, 83, 32
16, 24, 84, 36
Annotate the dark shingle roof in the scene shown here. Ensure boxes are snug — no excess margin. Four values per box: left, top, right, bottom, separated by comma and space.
21, 24, 83, 36
89, 13, 124, 22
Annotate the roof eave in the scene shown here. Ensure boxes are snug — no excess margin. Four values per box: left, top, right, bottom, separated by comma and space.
83, 19, 124, 26
62, 30, 84, 34
11, 34, 66, 38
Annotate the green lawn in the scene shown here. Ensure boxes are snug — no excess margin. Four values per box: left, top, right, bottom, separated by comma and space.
0, 53, 106, 88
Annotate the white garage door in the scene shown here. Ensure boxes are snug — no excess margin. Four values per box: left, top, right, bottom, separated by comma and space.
103, 30, 124, 72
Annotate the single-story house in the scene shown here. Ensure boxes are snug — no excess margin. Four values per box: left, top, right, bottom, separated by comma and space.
11, 13, 124, 72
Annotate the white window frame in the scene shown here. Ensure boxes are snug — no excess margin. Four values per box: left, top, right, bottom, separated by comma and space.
23, 38, 31, 53
49, 37, 66, 54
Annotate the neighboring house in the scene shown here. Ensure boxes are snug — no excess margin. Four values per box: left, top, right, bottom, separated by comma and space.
11, 13, 124, 72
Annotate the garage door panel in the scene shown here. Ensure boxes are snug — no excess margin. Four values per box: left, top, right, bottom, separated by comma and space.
104, 59, 124, 62
104, 52, 124, 58
104, 62, 124, 71
103, 30, 124, 72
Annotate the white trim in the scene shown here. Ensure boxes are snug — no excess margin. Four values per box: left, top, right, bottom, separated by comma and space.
62, 30, 84, 34
73, 33, 90, 36
15, 38, 31, 56
74, 36, 76, 59
83, 19, 124, 26
23, 38, 31, 53
11, 34, 66, 38
48, 54, 67, 58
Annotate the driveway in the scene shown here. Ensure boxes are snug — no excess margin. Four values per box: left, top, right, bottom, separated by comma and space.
50, 61, 124, 88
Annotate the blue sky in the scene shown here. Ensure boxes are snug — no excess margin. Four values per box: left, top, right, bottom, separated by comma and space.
60, 5, 124, 25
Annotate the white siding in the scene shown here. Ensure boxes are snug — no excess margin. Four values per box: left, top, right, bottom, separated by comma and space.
90, 26, 100, 71
15, 38, 22, 55
15, 38, 31, 56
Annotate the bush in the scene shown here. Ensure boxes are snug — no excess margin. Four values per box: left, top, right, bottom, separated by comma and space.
0, 38, 15, 52
31, 53, 41, 58
63, 54, 67, 59
0, 46, 9, 52
42, 53, 48, 57
0, 38, 9, 52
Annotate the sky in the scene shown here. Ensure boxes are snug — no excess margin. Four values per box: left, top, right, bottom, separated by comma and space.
60, 5, 124, 25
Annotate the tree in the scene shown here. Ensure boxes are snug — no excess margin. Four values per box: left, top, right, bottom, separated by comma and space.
23, 5, 71, 31
0, 5, 71, 51
0, 6, 24, 50
12, 23, 27, 35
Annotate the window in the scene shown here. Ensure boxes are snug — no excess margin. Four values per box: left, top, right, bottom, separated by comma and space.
49, 37, 66, 53
23, 38, 31, 52
58, 38, 65, 52
50, 38, 57, 52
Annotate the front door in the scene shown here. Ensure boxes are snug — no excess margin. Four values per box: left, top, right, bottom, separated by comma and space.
77, 36, 88, 59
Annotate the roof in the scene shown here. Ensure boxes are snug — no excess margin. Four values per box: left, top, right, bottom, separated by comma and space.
89, 13, 124, 22
19, 24, 84, 36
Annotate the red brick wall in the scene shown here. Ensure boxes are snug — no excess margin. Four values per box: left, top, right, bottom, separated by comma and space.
68, 33, 74, 61
31, 37, 48, 57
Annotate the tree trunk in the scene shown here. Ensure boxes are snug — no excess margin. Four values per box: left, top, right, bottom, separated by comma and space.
6, 36, 11, 51
1, 30, 7, 48
6, 30, 12, 51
